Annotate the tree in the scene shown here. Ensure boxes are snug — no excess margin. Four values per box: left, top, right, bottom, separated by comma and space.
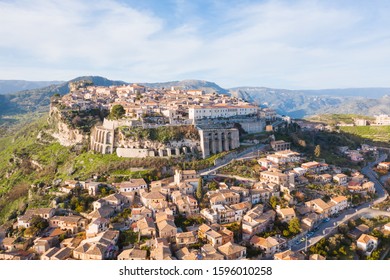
110, 104, 125, 120
208, 181, 219, 191
226, 222, 241, 242
24, 215, 49, 237
288, 218, 301, 235
269, 196, 279, 209
314, 145, 321, 158
367, 249, 380, 260
196, 177, 203, 201
30, 215, 49, 230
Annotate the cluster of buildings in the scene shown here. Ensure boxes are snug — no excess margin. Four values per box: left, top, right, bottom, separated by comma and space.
0, 167, 256, 260
2, 93, 384, 261
52, 83, 274, 159
0, 136, 379, 260
337, 144, 377, 162
352, 114, 390, 127
59, 83, 261, 124
2, 74, 390, 262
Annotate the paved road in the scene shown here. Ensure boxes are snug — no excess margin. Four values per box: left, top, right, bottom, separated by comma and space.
361, 153, 388, 204
291, 207, 390, 252
291, 153, 389, 252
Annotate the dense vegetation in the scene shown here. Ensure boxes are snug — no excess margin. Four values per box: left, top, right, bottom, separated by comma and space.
57, 108, 108, 132
219, 159, 262, 178
274, 120, 382, 168
120, 125, 200, 143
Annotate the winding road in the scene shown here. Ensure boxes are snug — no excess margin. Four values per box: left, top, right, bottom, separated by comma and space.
291, 153, 389, 252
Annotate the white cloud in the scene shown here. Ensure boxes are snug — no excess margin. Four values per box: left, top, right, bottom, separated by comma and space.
0, 0, 162, 67
0, 0, 390, 89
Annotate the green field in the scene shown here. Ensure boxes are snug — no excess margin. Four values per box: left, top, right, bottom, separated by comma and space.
308, 114, 374, 126
340, 125, 390, 142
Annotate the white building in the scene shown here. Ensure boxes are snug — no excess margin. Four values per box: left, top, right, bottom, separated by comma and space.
116, 179, 148, 194
357, 234, 378, 255
375, 114, 390, 125
189, 104, 258, 121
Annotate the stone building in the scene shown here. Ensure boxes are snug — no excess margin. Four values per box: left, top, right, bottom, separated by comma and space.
90, 119, 241, 159
198, 128, 240, 159
90, 125, 114, 154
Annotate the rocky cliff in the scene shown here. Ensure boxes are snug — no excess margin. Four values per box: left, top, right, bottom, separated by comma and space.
47, 104, 89, 147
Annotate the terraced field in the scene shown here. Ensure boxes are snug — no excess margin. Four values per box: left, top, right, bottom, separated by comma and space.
340, 125, 390, 142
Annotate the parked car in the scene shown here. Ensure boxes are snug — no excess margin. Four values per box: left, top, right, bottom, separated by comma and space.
305, 232, 313, 238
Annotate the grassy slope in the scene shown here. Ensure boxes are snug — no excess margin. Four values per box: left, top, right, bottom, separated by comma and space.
340, 125, 390, 142
0, 114, 231, 223
308, 114, 374, 125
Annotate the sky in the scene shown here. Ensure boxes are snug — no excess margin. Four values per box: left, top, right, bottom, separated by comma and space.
1, 0, 390, 89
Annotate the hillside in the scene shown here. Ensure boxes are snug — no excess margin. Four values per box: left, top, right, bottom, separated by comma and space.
301, 88, 390, 99
0, 116, 154, 222
229, 87, 344, 117
340, 126, 390, 142
0, 80, 63, 95
0, 115, 219, 223
230, 87, 390, 118
307, 114, 375, 126
0, 76, 127, 117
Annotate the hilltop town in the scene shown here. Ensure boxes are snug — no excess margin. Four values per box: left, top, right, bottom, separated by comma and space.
49, 81, 267, 159
1, 83, 390, 261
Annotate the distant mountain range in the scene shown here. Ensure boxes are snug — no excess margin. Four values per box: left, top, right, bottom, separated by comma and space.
229, 87, 390, 118
0, 76, 127, 115
0, 80, 64, 95
1, 76, 390, 118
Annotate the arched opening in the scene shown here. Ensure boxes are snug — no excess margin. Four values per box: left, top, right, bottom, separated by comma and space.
106, 132, 112, 144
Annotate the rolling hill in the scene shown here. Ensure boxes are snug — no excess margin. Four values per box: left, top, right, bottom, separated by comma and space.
0, 76, 127, 116
0, 80, 63, 95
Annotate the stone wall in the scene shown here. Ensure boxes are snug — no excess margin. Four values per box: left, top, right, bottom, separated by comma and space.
116, 148, 155, 158
102, 118, 140, 130
116, 147, 192, 158
239, 119, 265, 134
